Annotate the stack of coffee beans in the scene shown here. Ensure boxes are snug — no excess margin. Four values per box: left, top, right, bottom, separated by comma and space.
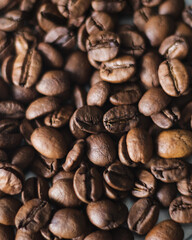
0, 0, 191, 239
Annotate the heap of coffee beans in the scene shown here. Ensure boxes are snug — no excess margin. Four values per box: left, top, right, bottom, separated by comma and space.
0, 0, 191, 239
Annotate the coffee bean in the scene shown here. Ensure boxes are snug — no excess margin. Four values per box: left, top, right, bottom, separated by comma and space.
142, 0, 162, 7
159, 0, 185, 18
15, 229, 42, 240
103, 105, 139, 133
145, 220, 184, 240
0, 10, 22, 32
20, 0, 37, 12
77, 23, 88, 52
179, 101, 192, 129
91, 0, 126, 13
157, 129, 192, 158
69, 112, 88, 139
169, 196, 192, 223
177, 165, 192, 196
84, 230, 112, 240
156, 182, 177, 207
0, 30, 13, 61
0, 100, 25, 119
86, 199, 128, 230
73, 85, 87, 109
1, 55, 14, 84
182, 5, 192, 28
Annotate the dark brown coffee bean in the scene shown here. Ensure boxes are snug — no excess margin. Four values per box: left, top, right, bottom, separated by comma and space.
62, 139, 84, 172
69, 112, 88, 139
0, 162, 24, 195
26, 96, 60, 120
77, 23, 88, 52
1, 55, 14, 84
15, 229, 43, 240
128, 198, 159, 235
86, 133, 116, 167
91, 0, 126, 13
53, 170, 74, 183
20, 0, 37, 12
157, 129, 192, 158
145, 15, 175, 47
103, 105, 139, 133
103, 181, 128, 200
139, 87, 171, 116
177, 165, 192, 196
0, 10, 22, 32
169, 196, 192, 223
49, 208, 87, 239
132, 170, 156, 198
159, 0, 184, 18
145, 220, 184, 240
156, 182, 177, 207
31, 126, 68, 159
49, 178, 81, 207
86, 31, 120, 62
74, 164, 103, 203
15, 199, 51, 233
103, 162, 134, 191
87, 199, 128, 230
182, 5, 192, 28
0, 100, 24, 119
0, 31, 13, 61
151, 158, 188, 183
74, 105, 104, 134
158, 59, 189, 97
84, 230, 112, 240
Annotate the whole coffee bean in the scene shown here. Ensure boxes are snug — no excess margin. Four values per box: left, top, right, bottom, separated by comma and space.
31, 126, 68, 159
103, 181, 128, 200
100, 56, 136, 83
0, 197, 21, 225
74, 164, 103, 203
64, 51, 92, 85
67, 14, 86, 28
49, 208, 87, 239
73, 85, 87, 109
36, 70, 70, 97
91, 0, 126, 13
74, 105, 104, 134
15, 199, 51, 233
62, 139, 85, 172
0, 10, 22, 32
38, 42, 64, 69
1, 55, 14, 84
157, 129, 192, 158
86, 31, 120, 62
15, 229, 43, 240
112, 228, 134, 240
169, 196, 192, 223
177, 165, 192, 196
103, 105, 139, 133
86, 133, 116, 167
90, 70, 102, 86
132, 170, 156, 198
77, 23, 88, 52
133, 7, 155, 32
103, 162, 134, 191
20, 0, 37, 12
126, 128, 153, 164
142, 0, 162, 7
0, 31, 13, 61
179, 101, 192, 129
158, 59, 189, 97
151, 106, 180, 129
144, 15, 175, 47
86, 200, 128, 230
145, 220, 184, 240
0, 162, 24, 195
138, 87, 171, 116
26, 96, 60, 120
84, 230, 112, 240
151, 158, 188, 183
56, 0, 91, 18
49, 178, 81, 207
88, 53, 102, 69
128, 198, 159, 235
182, 5, 192, 28
87, 81, 110, 107
159, 0, 184, 18
22, 177, 49, 203
118, 134, 138, 167
156, 182, 177, 207
140, 51, 161, 89
69, 112, 88, 139
0, 100, 24, 119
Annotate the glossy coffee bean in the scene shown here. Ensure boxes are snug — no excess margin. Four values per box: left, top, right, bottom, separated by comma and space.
159, 0, 184, 18
0, 10, 22, 32
0, 31, 13, 61
84, 230, 112, 240
182, 5, 192, 28
177, 166, 192, 196
69, 112, 88, 139
103, 181, 128, 200
91, 0, 126, 13
73, 85, 87, 109
156, 182, 177, 207
0, 100, 25, 119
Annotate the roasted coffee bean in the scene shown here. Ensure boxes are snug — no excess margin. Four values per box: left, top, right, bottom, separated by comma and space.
40, 226, 60, 240
22, 177, 49, 203
145, 15, 175, 47
69, 112, 88, 139
0, 0, 12, 10
19, 119, 34, 145
145, 220, 184, 240
74, 164, 103, 203
0, 10, 22, 32
0, 100, 24, 119
103, 181, 128, 200
15, 199, 51, 233
151, 158, 188, 183
177, 165, 192, 196
140, 51, 161, 89
0, 162, 24, 195
158, 59, 189, 97
0, 31, 13, 61
182, 5, 192, 28
139, 87, 171, 116
31, 126, 68, 159
90, 70, 103, 86
77, 23, 88, 52
1, 55, 14, 84
49, 208, 87, 239
142, 0, 162, 7
156, 182, 177, 207
91, 0, 126, 13
73, 86, 87, 109
103, 162, 134, 191
86, 31, 120, 62
87, 81, 110, 107
74, 105, 104, 134
157, 129, 192, 158
100, 56, 136, 83
49, 178, 81, 207
159, 0, 184, 18
118, 134, 138, 167
87, 200, 128, 230
86, 133, 116, 167
62, 139, 85, 172
88, 53, 102, 69
15, 229, 43, 240
103, 105, 139, 133
84, 230, 112, 240
53, 170, 74, 183
128, 198, 159, 235
20, 0, 37, 12
169, 196, 192, 223
132, 170, 156, 198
